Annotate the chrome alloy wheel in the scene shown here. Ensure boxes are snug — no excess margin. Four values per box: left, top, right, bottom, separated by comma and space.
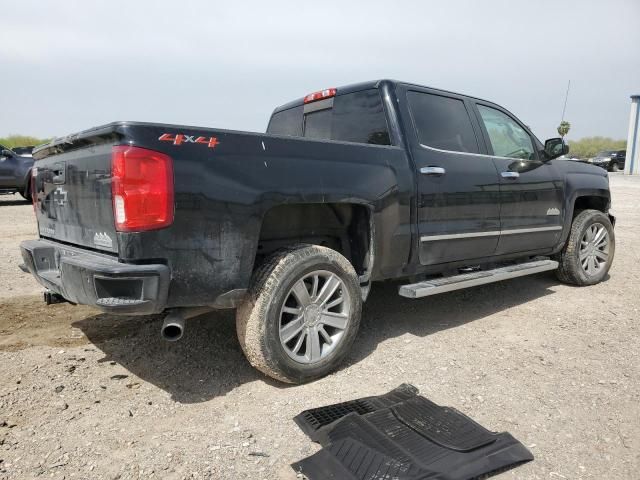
579, 222, 610, 276
279, 270, 351, 364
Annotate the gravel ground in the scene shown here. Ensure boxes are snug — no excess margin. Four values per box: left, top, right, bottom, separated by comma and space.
0, 174, 638, 479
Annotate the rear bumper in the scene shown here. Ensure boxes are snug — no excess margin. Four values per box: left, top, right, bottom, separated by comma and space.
20, 238, 170, 315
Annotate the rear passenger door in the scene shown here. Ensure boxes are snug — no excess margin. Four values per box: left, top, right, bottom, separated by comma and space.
400, 86, 501, 265
473, 102, 564, 254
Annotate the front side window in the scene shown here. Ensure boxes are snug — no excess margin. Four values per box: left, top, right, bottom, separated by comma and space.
477, 105, 535, 160
407, 91, 479, 154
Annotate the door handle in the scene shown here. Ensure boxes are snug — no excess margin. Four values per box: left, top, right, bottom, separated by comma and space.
501, 171, 520, 179
420, 166, 446, 176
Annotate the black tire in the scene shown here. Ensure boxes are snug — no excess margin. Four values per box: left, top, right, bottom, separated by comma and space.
610, 162, 620, 172
236, 244, 362, 384
555, 209, 615, 285
20, 181, 31, 203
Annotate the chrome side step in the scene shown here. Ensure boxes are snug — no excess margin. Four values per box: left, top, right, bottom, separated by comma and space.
398, 259, 558, 299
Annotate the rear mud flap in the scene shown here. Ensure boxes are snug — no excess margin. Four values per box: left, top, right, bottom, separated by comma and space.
292, 384, 533, 480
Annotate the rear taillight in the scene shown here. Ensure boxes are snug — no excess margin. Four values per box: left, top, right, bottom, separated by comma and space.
31, 167, 37, 211
303, 88, 337, 104
111, 145, 174, 232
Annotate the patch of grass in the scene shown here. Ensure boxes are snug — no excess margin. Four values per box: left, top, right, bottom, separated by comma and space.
567, 136, 626, 158
0, 135, 51, 149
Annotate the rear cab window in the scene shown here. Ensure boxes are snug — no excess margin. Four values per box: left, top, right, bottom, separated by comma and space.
266, 105, 303, 136
267, 89, 391, 146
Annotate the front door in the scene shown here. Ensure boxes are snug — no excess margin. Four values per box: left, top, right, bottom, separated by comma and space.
400, 87, 501, 265
473, 103, 564, 254
0, 153, 18, 188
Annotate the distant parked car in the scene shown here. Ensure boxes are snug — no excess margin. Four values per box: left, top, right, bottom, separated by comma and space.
12, 146, 35, 158
592, 150, 626, 172
557, 154, 586, 162
0, 145, 35, 201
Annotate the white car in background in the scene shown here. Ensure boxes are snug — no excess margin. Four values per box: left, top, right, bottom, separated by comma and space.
11, 146, 34, 158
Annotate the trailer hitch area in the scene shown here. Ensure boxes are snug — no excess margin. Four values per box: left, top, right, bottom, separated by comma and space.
44, 290, 74, 306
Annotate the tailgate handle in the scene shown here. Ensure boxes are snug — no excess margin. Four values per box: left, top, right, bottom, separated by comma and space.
52, 161, 66, 184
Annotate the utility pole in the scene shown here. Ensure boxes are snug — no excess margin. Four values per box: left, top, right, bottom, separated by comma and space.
625, 95, 640, 175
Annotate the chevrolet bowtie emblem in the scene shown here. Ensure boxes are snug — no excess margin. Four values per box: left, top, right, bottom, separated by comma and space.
53, 187, 68, 206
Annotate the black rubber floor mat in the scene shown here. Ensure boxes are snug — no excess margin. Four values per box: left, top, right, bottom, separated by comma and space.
292, 385, 533, 480
294, 383, 419, 440
296, 437, 443, 480
391, 396, 495, 452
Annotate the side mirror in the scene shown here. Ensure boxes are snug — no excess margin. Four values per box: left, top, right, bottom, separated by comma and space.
1, 149, 16, 158
544, 138, 569, 160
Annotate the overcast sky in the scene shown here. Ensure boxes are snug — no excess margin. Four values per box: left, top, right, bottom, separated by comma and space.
2, 0, 639, 142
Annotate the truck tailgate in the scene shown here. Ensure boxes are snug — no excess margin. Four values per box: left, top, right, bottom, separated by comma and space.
34, 140, 118, 254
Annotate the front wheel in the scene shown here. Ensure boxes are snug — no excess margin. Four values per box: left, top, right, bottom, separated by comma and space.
20, 183, 32, 203
555, 209, 615, 285
236, 245, 362, 384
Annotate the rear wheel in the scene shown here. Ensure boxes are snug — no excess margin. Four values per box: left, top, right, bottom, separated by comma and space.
556, 209, 615, 285
236, 245, 362, 383
610, 162, 620, 172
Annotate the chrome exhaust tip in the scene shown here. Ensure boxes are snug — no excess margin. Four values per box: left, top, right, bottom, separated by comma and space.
160, 307, 212, 342
161, 314, 184, 342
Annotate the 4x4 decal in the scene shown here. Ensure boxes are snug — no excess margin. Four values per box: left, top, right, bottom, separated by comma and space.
159, 133, 219, 148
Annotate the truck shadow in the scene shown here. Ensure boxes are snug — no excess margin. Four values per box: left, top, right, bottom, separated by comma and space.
0, 198, 30, 206
73, 272, 559, 403
347, 273, 558, 368
74, 308, 263, 403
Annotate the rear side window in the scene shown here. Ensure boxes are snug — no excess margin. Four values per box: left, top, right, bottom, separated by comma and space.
267, 105, 303, 136
331, 90, 390, 145
407, 91, 479, 153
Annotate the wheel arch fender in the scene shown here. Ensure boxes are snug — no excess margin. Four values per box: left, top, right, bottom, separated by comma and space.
254, 200, 376, 289
559, 174, 612, 248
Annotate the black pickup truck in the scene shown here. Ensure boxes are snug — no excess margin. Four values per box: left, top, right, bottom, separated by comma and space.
20, 80, 615, 383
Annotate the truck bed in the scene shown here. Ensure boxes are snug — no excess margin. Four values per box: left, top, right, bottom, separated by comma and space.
29, 121, 413, 310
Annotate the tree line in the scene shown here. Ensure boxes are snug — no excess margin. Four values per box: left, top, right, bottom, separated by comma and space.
566, 136, 626, 159
0, 135, 51, 149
